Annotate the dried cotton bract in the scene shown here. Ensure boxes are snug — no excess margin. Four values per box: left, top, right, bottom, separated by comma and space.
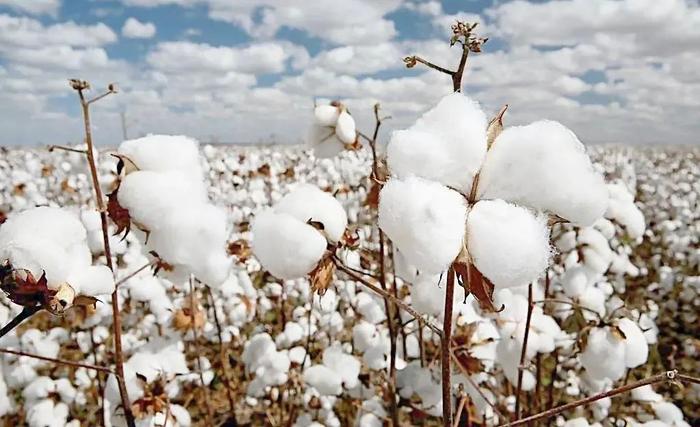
308, 102, 357, 158
113, 135, 231, 286
380, 92, 607, 293
252, 184, 348, 281
0, 207, 114, 313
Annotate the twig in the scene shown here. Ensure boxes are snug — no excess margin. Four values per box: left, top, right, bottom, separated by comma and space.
0, 347, 113, 373
533, 299, 602, 319
0, 305, 41, 338
114, 259, 158, 288
204, 285, 235, 413
441, 266, 456, 427
502, 370, 699, 426
406, 56, 454, 76
72, 81, 135, 427
333, 257, 443, 338
453, 394, 467, 427
514, 283, 535, 420
451, 352, 506, 421
188, 277, 214, 425
48, 145, 88, 154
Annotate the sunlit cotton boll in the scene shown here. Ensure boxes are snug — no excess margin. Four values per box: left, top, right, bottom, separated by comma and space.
580, 327, 626, 382
386, 92, 487, 193
379, 176, 467, 275
477, 120, 608, 226
307, 103, 356, 158
252, 185, 347, 280
118, 134, 203, 178
467, 200, 551, 289
616, 317, 649, 368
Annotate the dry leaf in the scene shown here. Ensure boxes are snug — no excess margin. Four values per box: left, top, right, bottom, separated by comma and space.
486, 104, 508, 149
1, 263, 54, 308
227, 239, 252, 262
107, 190, 132, 238
309, 254, 335, 296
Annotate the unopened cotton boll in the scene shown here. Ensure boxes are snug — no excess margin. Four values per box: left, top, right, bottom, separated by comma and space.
387, 92, 487, 193
251, 210, 327, 280
477, 120, 608, 226
379, 176, 467, 274
467, 200, 551, 288
616, 318, 649, 368
275, 184, 348, 242
335, 110, 356, 144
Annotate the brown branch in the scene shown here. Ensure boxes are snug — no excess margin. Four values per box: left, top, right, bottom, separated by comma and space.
514, 283, 535, 420
48, 145, 88, 154
405, 56, 455, 76
114, 259, 158, 288
333, 257, 443, 338
0, 347, 114, 373
204, 285, 235, 414
72, 81, 135, 427
452, 47, 469, 92
188, 277, 214, 425
502, 370, 698, 426
441, 266, 456, 427
0, 305, 41, 338
451, 352, 506, 420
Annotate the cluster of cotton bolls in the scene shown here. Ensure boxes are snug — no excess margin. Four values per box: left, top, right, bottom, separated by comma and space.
307, 101, 358, 159
0, 135, 697, 425
114, 135, 232, 286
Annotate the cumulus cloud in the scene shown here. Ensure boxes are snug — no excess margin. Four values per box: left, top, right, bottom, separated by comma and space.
0, 0, 60, 17
121, 17, 156, 38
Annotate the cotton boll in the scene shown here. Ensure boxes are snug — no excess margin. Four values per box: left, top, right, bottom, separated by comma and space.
335, 110, 356, 144
616, 318, 649, 368
67, 265, 114, 296
118, 134, 203, 177
314, 105, 340, 127
580, 327, 626, 382
379, 177, 467, 274
467, 200, 551, 289
386, 92, 487, 192
478, 120, 608, 226
252, 210, 327, 280
304, 365, 343, 396
411, 275, 445, 317
322, 345, 360, 389
275, 184, 348, 242
561, 266, 589, 298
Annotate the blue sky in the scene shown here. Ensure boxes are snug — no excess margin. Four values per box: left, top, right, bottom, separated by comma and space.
0, 0, 698, 146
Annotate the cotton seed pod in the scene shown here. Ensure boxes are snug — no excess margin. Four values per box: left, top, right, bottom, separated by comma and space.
47, 283, 76, 314
335, 110, 357, 144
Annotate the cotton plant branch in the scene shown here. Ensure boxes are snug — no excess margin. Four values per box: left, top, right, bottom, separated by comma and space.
0, 305, 41, 338
441, 267, 457, 426
514, 283, 535, 420
69, 78, 136, 427
187, 276, 214, 425
501, 370, 700, 426
0, 347, 114, 373
404, 21, 487, 92
204, 285, 236, 414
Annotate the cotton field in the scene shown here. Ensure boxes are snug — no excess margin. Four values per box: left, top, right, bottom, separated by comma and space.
0, 136, 698, 426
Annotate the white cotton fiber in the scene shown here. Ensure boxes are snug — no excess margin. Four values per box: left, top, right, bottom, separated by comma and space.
580, 327, 626, 382
314, 105, 340, 127
251, 210, 327, 280
387, 92, 487, 193
322, 345, 360, 389
66, 266, 114, 297
477, 120, 608, 226
118, 134, 203, 178
467, 200, 551, 289
606, 183, 645, 239
303, 365, 342, 396
335, 110, 356, 144
379, 176, 467, 274
275, 184, 348, 242
617, 318, 649, 368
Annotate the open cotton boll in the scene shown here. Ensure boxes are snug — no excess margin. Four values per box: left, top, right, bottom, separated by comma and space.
379, 177, 467, 274
66, 266, 114, 297
467, 200, 551, 289
335, 110, 356, 144
477, 120, 608, 226
308, 125, 345, 159
322, 344, 360, 390
118, 134, 203, 177
606, 184, 646, 239
304, 365, 343, 396
314, 105, 340, 127
387, 92, 487, 192
118, 171, 207, 229
617, 318, 649, 368
251, 210, 327, 280
580, 327, 626, 382
275, 184, 348, 242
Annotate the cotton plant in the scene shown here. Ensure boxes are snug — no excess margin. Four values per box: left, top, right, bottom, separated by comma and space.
109, 135, 232, 286
241, 332, 292, 397
308, 101, 358, 159
22, 376, 78, 427
0, 206, 114, 315
379, 92, 608, 310
303, 343, 361, 396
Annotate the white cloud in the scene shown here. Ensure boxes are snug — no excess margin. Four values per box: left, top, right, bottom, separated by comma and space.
121, 17, 156, 39
0, 14, 117, 48
0, 0, 60, 17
